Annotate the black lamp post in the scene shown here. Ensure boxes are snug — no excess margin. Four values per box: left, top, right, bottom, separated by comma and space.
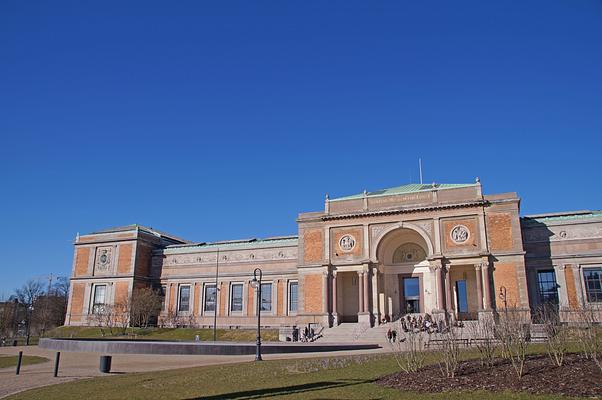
250, 267, 263, 361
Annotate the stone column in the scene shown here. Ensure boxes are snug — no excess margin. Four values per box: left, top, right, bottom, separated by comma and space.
475, 264, 483, 311
332, 271, 338, 325
363, 270, 370, 314
358, 271, 364, 313
444, 266, 452, 313
371, 267, 379, 323
431, 263, 445, 311
481, 262, 492, 310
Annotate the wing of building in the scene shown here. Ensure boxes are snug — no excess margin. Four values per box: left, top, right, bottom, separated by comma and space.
64, 180, 602, 327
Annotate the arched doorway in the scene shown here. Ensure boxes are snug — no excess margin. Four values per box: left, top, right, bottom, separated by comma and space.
375, 226, 435, 321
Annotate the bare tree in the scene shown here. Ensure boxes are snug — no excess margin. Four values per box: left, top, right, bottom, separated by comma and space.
437, 326, 462, 378
573, 306, 601, 372
536, 305, 569, 367
389, 322, 427, 373
497, 308, 531, 379
90, 304, 116, 337
468, 317, 498, 368
130, 288, 163, 328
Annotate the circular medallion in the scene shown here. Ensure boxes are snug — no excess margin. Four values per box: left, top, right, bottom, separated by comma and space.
339, 234, 356, 252
100, 254, 108, 263
450, 225, 470, 244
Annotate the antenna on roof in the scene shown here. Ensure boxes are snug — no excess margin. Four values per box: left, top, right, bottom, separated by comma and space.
419, 158, 423, 184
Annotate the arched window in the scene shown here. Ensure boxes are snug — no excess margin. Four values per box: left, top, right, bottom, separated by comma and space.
392, 243, 426, 264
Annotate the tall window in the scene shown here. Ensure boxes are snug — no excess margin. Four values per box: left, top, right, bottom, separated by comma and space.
204, 284, 217, 312
402, 277, 420, 313
289, 281, 298, 312
260, 283, 272, 312
160, 285, 167, 310
583, 267, 602, 303
92, 284, 107, 314
178, 285, 191, 312
455, 280, 468, 313
230, 284, 243, 312
537, 270, 559, 305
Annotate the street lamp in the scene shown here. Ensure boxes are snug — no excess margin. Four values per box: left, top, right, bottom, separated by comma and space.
250, 267, 263, 361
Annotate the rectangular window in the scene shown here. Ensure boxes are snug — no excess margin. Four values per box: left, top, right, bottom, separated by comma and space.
92, 284, 107, 314
204, 284, 217, 312
537, 270, 559, 305
160, 285, 167, 310
260, 283, 272, 312
583, 267, 602, 303
289, 282, 298, 312
403, 277, 420, 314
178, 285, 190, 312
230, 284, 243, 312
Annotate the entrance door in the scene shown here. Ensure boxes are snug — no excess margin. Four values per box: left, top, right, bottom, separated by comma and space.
340, 272, 359, 322
455, 280, 469, 320
535, 269, 559, 320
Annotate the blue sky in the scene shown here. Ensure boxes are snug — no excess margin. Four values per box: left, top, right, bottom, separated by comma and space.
1, 1, 601, 295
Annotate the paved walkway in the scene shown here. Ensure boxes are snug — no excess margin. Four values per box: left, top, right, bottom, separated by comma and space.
0, 345, 385, 399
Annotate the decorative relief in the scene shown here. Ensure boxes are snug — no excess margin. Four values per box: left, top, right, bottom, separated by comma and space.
94, 247, 113, 273
339, 235, 356, 252
370, 223, 395, 242
450, 225, 470, 244
163, 247, 297, 266
523, 225, 602, 243
392, 243, 426, 263
412, 220, 434, 238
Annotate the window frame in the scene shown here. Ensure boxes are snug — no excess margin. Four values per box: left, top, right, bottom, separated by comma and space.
582, 266, 602, 303
288, 281, 298, 314
178, 285, 191, 313
260, 282, 273, 313
400, 275, 422, 314
230, 283, 244, 313
91, 284, 107, 314
203, 283, 217, 314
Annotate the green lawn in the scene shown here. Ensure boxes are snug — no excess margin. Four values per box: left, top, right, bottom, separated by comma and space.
5, 352, 579, 400
0, 355, 49, 369
46, 326, 279, 342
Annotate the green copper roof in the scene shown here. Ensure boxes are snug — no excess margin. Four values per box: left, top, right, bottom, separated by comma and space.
330, 183, 477, 201
521, 210, 602, 224
164, 236, 298, 253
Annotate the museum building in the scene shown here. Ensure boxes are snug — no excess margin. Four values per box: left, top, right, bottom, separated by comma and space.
64, 180, 602, 328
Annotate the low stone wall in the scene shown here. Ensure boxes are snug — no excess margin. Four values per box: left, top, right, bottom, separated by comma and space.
39, 338, 379, 355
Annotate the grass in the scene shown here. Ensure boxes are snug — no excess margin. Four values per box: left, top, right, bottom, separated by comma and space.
0, 355, 49, 369
45, 326, 279, 342
5, 349, 582, 400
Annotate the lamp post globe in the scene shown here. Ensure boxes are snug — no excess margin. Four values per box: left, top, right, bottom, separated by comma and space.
251, 268, 263, 361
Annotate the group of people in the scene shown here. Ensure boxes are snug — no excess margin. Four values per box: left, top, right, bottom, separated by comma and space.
386, 313, 459, 341
291, 324, 318, 342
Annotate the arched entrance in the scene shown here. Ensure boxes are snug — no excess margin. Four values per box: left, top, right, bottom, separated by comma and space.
375, 226, 435, 321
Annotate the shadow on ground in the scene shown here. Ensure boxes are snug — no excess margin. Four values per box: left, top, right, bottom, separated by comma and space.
186, 378, 381, 399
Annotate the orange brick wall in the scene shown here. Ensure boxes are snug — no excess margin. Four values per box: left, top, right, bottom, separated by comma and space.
193, 284, 200, 316
277, 280, 284, 316
443, 218, 478, 249
115, 281, 130, 304
247, 285, 255, 316
564, 267, 579, 308
135, 245, 152, 277
304, 229, 323, 263
493, 263, 520, 308
220, 283, 227, 316
169, 285, 176, 313
74, 247, 90, 276
118, 244, 133, 274
332, 227, 363, 258
69, 283, 86, 322
487, 213, 513, 251
303, 274, 323, 313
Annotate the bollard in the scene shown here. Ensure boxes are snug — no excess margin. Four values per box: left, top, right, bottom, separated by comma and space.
99, 355, 112, 373
16, 351, 23, 375
53, 352, 61, 377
